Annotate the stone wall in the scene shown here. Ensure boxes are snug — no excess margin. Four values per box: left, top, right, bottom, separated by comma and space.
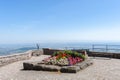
0, 50, 43, 67
31, 49, 43, 56
42, 48, 89, 55
43, 48, 61, 55
42, 48, 120, 59
88, 52, 120, 59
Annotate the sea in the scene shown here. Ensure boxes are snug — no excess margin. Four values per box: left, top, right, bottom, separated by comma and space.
0, 42, 120, 56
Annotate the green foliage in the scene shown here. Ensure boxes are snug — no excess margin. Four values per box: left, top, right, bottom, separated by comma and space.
64, 50, 73, 55
77, 53, 85, 60
52, 51, 59, 56
52, 50, 86, 60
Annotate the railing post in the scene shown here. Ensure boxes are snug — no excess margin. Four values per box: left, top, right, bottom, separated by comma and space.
92, 45, 94, 51
36, 43, 39, 50
106, 45, 108, 52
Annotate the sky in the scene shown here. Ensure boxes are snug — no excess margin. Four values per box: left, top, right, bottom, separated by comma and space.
0, 0, 120, 44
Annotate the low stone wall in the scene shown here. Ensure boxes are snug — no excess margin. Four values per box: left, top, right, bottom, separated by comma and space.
0, 51, 32, 67
31, 49, 43, 56
0, 50, 44, 67
23, 59, 93, 73
88, 52, 120, 59
43, 48, 120, 59
43, 48, 61, 55
42, 48, 87, 55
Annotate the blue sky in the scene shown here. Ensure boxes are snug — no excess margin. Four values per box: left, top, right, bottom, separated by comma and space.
0, 0, 120, 44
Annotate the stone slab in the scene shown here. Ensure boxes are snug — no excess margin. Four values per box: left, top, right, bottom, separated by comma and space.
34, 64, 61, 71
76, 59, 93, 70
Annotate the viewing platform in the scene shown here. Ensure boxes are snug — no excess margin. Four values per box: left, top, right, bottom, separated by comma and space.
0, 47, 120, 80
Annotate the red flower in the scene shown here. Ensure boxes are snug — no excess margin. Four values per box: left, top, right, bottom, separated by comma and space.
62, 53, 67, 57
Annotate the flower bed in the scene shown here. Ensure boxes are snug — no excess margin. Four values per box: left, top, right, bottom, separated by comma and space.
23, 51, 93, 73
42, 50, 88, 66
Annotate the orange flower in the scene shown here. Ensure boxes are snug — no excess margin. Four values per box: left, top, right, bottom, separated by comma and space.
62, 53, 67, 57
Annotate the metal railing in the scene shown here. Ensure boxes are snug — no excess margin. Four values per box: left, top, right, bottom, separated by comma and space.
92, 44, 120, 53
61, 44, 120, 53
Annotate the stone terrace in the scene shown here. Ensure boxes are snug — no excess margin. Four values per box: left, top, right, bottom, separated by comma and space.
0, 55, 120, 80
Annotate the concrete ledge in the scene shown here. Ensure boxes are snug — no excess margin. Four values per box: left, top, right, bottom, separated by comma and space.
0, 52, 32, 67
0, 50, 44, 67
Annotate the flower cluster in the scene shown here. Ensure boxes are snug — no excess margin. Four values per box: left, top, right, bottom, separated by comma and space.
68, 56, 83, 66
42, 50, 88, 66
